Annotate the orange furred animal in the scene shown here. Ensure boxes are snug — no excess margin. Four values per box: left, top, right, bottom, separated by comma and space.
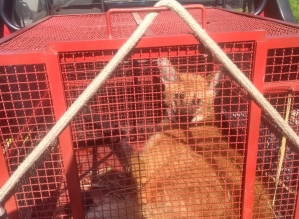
128, 58, 275, 218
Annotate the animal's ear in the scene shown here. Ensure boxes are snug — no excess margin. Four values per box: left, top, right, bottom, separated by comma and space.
208, 67, 223, 96
157, 58, 179, 83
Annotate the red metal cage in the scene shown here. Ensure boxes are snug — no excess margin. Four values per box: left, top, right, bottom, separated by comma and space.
1, 5, 299, 219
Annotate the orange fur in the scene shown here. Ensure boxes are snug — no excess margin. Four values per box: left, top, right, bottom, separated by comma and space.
163, 73, 215, 122
128, 58, 274, 218
130, 125, 274, 218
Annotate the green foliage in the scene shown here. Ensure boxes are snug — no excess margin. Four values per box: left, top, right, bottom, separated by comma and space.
289, 0, 299, 23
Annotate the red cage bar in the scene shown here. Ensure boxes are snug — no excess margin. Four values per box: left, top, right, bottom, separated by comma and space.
0, 5, 299, 219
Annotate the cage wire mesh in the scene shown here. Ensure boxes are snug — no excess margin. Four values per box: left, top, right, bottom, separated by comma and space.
2, 42, 297, 218
48, 42, 277, 218
1, 9, 299, 53
255, 94, 299, 218
0, 64, 69, 218
250, 46, 299, 218
1, 46, 299, 218
265, 48, 299, 82
0, 9, 299, 218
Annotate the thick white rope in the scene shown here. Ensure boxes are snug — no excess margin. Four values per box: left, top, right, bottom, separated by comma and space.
0, 206, 6, 218
1, 0, 299, 215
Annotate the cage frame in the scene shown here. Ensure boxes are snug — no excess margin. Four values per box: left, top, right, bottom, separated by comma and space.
0, 6, 299, 219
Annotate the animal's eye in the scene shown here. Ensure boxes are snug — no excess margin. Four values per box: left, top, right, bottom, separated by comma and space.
174, 93, 185, 99
193, 98, 201, 105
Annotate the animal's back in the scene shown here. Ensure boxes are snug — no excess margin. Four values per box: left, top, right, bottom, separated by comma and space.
131, 125, 239, 218
131, 124, 275, 218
